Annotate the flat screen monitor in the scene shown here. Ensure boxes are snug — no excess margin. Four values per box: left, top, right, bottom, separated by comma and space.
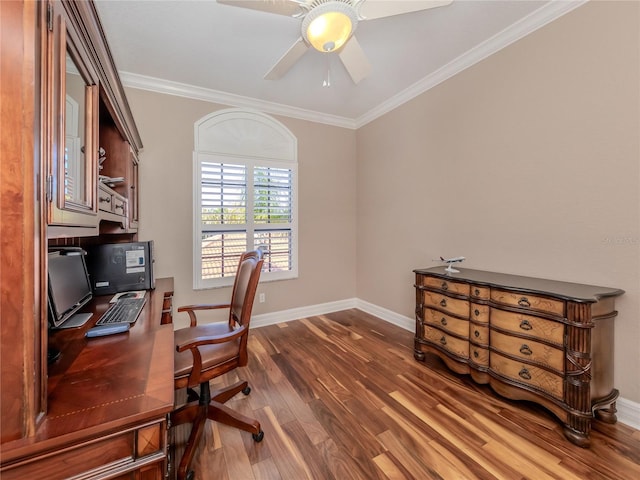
47, 248, 93, 329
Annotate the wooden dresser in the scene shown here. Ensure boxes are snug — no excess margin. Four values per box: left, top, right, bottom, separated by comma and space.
413, 267, 624, 447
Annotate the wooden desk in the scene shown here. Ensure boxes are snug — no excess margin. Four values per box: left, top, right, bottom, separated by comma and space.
0, 278, 175, 479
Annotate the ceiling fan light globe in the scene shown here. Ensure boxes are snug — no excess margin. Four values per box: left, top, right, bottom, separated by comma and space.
302, 1, 358, 53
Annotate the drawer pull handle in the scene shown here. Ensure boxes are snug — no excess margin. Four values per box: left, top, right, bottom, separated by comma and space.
99, 196, 111, 203
519, 344, 533, 356
519, 319, 533, 331
518, 368, 532, 380
440, 317, 448, 326
474, 288, 480, 296
474, 330, 480, 338
441, 282, 448, 291
474, 308, 480, 317
440, 299, 447, 307
440, 336, 447, 345
518, 297, 531, 308
473, 350, 479, 358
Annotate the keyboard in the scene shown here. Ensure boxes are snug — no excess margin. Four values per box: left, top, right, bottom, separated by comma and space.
96, 297, 146, 325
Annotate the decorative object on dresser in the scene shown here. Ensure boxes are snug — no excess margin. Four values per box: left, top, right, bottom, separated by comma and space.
413, 267, 624, 447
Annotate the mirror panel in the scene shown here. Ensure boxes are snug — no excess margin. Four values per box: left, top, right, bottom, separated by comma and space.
64, 51, 87, 204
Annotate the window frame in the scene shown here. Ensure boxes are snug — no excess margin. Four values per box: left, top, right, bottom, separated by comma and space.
192, 109, 298, 290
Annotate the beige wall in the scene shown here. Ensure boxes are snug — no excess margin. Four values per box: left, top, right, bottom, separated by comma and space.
125, 90, 358, 328
356, 1, 639, 402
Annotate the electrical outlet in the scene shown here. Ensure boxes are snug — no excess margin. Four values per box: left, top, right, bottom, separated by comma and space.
259, 293, 265, 303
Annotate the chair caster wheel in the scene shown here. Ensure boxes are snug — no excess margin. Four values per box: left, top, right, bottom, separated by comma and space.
242, 386, 251, 395
252, 430, 264, 442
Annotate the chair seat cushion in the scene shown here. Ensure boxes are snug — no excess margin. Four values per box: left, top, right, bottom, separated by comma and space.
174, 322, 240, 380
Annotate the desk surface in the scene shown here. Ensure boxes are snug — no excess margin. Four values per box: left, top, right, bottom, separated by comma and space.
2, 278, 175, 462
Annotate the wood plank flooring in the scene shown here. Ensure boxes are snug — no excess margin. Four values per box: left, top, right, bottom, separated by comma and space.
171, 309, 640, 480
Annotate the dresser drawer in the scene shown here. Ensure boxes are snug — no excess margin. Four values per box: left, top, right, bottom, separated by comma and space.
423, 276, 469, 296
471, 303, 489, 323
470, 285, 490, 300
491, 330, 564, 372
469, 323, 489, 346
490, 309, 564, 346
470, 345, 489, 366
423, 325, 469, 359
423, 291, 469, 317
491, 289, 564, 316
423, 308, 468, 338
490, 352, 564, 399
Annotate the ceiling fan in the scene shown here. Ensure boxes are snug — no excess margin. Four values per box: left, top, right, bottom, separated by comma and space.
218, 0, 453, 84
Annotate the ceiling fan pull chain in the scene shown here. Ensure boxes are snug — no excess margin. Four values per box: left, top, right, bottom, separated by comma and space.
323, 53, 331, 87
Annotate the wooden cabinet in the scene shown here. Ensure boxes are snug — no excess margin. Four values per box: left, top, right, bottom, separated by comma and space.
414, 267, 624, 447
46, 0, 101, 231
44, 0, 143, 238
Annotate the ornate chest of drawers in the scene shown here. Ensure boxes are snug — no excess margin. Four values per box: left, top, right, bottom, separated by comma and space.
413, 267, 624, 447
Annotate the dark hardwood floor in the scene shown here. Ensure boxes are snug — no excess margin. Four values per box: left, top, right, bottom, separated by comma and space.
172, 309, 640, 479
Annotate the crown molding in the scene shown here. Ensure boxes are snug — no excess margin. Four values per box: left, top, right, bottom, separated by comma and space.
355, 0, 588, 127
119, 0, 587, 130
119, 71, 358, 129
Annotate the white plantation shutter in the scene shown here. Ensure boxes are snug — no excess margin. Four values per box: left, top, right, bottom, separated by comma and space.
194, 109, 297, 289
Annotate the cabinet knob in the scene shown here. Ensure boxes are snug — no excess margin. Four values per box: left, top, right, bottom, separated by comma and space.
474, 330, 480, 338
518, 368, 532, 380
441, 282, 448, 291
474, 308, 480, 317
519, 344, 533, 356
440, 298, 447, 307
473, 350, 479, 358
440, 317, 448, 326
474, 288, 480, 296
440, 336, 447, 345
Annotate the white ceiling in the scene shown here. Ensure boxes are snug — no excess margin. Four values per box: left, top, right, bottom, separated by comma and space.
94, 0, 584, 128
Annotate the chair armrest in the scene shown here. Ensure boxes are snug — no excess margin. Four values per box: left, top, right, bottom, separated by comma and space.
176, 325, 247, 385
177, 303, 232, 327
175, 324, 247, 353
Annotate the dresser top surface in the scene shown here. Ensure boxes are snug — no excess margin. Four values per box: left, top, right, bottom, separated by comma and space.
414, 267, 624, 303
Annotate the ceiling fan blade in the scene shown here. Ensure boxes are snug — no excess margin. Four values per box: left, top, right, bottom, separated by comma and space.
217, 0, 304, 17
264, 38, 310, 80
358, 0, 452, 20
338, 35, 371, 84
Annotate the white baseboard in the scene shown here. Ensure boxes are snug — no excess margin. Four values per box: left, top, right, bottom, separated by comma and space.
617, 397, 640, 430
252, 298, 358, 328
252, 298, 640, 431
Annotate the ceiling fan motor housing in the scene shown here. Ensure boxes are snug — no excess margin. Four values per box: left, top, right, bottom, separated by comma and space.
301, 0, 359, 52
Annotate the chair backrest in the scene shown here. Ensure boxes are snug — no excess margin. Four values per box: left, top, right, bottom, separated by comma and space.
229, 249, 264, 329
229, 250, 263, 366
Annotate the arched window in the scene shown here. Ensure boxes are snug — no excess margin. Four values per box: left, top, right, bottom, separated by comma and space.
193, 109, 298, 289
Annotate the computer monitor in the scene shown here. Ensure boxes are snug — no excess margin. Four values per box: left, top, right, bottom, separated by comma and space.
47, 248, 93, 329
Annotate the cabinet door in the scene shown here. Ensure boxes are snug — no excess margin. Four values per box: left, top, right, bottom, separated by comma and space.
46, 1, 99, 229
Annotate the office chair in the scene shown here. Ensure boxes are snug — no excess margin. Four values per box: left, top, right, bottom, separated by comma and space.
171, 250, 264, 480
